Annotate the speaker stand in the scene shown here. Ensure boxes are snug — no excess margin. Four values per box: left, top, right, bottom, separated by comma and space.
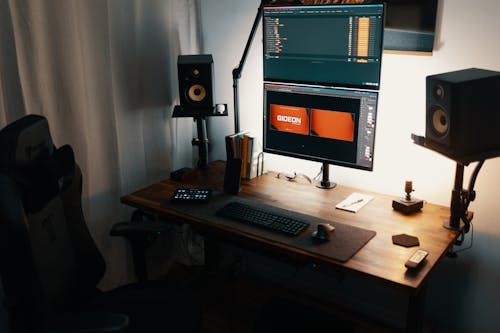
172, 105, 228, 118
192, 117, 209, 170
412, 134, 485, 235
172, 104, 228, 170
444, 163, 466, 230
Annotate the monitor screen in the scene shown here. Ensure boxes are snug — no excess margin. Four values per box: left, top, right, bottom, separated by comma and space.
263, 3, 384, 90
263, 83, 378, 170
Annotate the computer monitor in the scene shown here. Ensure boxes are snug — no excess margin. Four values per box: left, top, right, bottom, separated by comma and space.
263, 3, 384, 90
263, 83, 378, 187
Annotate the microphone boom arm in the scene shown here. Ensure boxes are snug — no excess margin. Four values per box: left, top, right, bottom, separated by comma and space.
232, 1, 264, 133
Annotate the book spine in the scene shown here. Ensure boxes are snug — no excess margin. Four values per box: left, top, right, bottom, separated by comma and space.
241, 135, 249, 178
245, 136, 253, 179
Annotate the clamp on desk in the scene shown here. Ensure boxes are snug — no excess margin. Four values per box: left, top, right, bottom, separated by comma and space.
446, 161, 483, 239
411, 134, 484, 237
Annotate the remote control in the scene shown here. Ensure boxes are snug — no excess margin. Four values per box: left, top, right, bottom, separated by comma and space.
172, 188, 212, 203
405, 249, 429, 269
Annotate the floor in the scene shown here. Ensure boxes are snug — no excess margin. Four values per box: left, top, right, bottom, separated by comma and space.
167, 264, 399, 333
172, 266, 274, 333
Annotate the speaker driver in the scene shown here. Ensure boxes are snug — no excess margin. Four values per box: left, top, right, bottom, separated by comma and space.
187, 84, 206, 102
431, 106, 449, 136
434, 85, 444, 100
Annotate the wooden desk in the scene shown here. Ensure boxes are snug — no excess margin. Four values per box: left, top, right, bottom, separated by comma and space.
121, 160, 459, 332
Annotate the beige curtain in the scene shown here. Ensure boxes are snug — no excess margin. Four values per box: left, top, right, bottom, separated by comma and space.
0, 0, 200, 288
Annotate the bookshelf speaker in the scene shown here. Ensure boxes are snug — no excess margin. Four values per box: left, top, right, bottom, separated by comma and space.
425, 68, 500, 163
177, 55, 214, 110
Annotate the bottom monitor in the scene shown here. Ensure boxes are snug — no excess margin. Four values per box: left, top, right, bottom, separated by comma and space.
263, 83, 378, 171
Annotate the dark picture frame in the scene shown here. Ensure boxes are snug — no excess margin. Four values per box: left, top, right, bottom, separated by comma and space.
294, 0, 439, 53
383, 0, 438, 53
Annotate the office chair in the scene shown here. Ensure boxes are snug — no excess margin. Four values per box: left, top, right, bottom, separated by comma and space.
0, 115, 201, 333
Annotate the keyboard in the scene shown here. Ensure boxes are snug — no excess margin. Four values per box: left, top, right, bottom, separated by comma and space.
216, 201, 310, 236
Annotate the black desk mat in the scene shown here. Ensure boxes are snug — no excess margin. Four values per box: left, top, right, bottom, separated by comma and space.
162, 192, 376, 263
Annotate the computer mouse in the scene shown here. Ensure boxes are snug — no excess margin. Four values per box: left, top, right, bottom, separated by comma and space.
312, 223, 335, 241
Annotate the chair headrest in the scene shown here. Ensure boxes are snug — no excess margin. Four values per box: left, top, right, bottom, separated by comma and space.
0, 115, 55, 173
0, 115, 76, 213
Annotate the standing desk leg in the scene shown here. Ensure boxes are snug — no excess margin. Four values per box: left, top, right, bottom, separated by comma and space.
204, 237, 220, 271
406, 283, 428, 333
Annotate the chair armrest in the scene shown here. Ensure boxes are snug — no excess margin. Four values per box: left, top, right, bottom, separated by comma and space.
45, 312, 129, 333
109, 220, 172, 281
110, 220, 171, 237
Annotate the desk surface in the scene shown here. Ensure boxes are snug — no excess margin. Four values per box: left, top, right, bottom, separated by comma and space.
121, 160, 458, 292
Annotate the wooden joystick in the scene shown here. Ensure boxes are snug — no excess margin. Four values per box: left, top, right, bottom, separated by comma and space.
392, 180, 424, 214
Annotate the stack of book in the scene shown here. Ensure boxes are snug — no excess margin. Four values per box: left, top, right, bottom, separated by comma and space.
225, 131, 262, 179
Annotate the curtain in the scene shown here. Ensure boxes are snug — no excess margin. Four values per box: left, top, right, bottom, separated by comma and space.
0, 0, 200, 288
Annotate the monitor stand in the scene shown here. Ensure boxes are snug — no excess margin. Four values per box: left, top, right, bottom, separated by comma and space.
314, 162, 336, 189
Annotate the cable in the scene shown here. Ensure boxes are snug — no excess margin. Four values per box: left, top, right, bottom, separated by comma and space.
176, 225, 204, 266
455, 222, 474, 254
276, 172, 297, 180
461, 160, 485, 233
465, 160, 485, 209
313, 165, 323, 181
276, 171, 312, 183
468, 160, 484, 195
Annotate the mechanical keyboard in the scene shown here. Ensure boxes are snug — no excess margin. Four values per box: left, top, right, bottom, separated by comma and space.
216, 201, 310, 236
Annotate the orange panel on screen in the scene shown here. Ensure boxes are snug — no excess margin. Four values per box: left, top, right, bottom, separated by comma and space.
270, 104, 309, 135
311, 109, 354, 142
357, 17, 370, 58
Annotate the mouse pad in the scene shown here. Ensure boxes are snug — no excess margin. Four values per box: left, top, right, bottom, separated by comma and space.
161, 192, 376, 263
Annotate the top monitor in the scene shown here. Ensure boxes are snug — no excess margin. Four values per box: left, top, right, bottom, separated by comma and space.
263, 4, 384, 90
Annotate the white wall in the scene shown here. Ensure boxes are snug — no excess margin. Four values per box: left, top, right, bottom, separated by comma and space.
200, 0, 500, 332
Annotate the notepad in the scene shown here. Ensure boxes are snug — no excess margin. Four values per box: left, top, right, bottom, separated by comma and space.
335, 192, 373, 213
